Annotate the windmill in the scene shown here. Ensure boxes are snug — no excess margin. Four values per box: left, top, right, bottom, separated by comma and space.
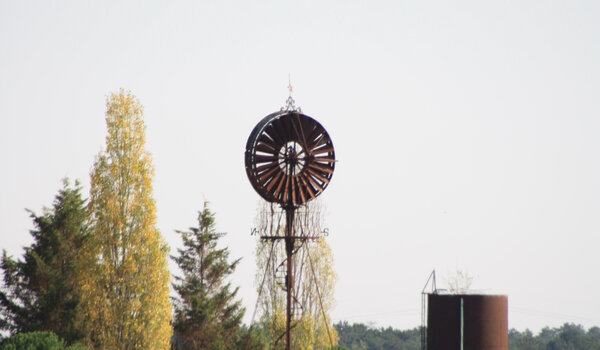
244, 86, 336, 350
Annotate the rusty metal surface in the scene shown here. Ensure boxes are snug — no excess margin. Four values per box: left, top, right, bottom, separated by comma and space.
427, 294, 508, 350
427, 294, 461, 350
245, 111, 335, 207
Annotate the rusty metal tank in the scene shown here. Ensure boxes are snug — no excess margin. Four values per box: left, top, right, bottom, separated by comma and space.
427, 294, 508, 350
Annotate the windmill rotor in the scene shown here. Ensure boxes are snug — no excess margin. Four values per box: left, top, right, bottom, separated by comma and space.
245, 111, 335, 208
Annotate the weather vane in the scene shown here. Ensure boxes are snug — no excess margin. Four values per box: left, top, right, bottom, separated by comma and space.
282, 75, 301, 113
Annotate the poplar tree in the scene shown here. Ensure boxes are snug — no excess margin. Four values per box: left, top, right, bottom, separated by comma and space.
171, 202, 244, 350
80, 90, 172, 349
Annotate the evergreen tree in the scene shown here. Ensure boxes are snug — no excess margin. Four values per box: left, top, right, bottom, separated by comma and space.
80, 90, 172, 349
172, 202, 244, 350
0, 179, 87, 343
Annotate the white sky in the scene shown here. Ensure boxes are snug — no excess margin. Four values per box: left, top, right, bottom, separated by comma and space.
1, 1, 599, 333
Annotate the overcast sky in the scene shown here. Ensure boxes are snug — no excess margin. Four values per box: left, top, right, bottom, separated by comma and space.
1, 1, 599, 332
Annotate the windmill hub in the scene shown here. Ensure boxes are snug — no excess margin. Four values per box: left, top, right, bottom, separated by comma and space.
279, 141, 305, 175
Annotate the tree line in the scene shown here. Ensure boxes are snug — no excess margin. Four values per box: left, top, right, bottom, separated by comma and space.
333, 322, 600, 350
508, 323, 600, 350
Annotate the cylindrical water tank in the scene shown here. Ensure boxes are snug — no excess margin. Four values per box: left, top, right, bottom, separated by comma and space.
427, 294, 508, 350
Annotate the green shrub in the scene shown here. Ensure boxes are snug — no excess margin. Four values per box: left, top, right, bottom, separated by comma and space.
0, 332, 87, 350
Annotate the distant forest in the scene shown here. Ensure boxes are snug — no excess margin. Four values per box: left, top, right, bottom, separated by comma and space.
334, 322, 600, 350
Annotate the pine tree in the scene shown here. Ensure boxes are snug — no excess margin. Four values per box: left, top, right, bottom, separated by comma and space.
0, 179, 87, 343
172, 202, 244, 350
80, 90, 172, 349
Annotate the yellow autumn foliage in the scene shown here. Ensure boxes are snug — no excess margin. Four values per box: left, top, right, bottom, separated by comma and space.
80, 90, 172, 349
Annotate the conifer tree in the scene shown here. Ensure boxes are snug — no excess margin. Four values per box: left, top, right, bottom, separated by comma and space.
0, 179, 87, 343
172, 202, 244, 350
80, 90, 172, 349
